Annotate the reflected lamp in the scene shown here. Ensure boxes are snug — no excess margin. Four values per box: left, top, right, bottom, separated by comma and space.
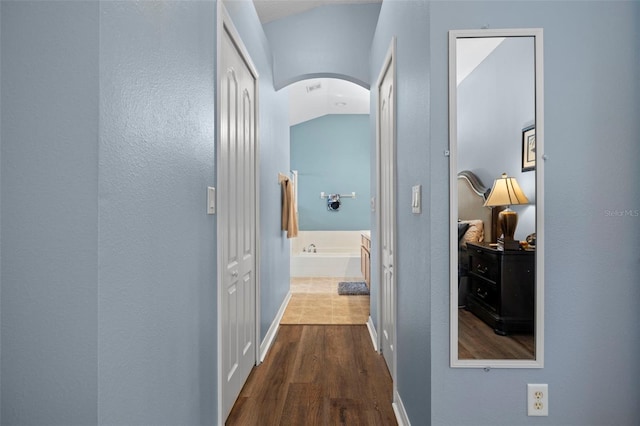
484, 173, 529, 250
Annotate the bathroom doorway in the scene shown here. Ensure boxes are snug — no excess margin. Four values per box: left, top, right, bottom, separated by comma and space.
281, 78, 372, 325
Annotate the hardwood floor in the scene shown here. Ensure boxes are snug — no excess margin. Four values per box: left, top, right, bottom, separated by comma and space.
458, 308, 535, 359
226, 325, 397, 426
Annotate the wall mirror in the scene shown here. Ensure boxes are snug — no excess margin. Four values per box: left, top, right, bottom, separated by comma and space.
449, 29, 544, 368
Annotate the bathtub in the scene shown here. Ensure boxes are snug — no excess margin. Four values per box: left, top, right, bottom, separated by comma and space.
290, 231, 367, 278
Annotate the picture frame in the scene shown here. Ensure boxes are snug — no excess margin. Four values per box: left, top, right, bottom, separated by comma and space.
522, 125, 536, 172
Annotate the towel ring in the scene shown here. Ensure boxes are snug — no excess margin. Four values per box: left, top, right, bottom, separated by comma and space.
327, 194, 341, 211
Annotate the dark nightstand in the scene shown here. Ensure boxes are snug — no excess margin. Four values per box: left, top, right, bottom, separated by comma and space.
465, 242, 535, 335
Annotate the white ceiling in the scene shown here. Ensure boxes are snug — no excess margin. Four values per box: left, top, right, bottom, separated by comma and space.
456, 38, 505, 85
289, 78, 370, 126
252, 0, 381, 24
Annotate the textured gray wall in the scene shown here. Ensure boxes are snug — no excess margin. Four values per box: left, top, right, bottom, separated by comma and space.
429, 1, 640, 425
2, 1, 638, 425
370, 0, 433, 422
1, 2, 99, 423
98, 2, 216, 423
371, 0, 640, 424
1, 1, 218, 424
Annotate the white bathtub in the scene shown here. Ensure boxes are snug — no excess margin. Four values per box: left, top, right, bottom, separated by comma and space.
290, 231, 367, 278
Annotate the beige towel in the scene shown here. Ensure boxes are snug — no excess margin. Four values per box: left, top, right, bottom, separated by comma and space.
279, 175, 298, 238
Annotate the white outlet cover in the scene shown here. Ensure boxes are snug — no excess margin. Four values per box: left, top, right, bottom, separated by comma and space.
527, 383, 548, 416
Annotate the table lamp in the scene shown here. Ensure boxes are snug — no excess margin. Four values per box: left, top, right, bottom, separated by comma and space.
484, 173, 529, 250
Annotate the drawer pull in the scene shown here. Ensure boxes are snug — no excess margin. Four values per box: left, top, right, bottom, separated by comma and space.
475, 264, 488, 275
476, 288, 488, 299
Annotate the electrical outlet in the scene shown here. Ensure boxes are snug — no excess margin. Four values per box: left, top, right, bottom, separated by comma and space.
527, 384, 548, 416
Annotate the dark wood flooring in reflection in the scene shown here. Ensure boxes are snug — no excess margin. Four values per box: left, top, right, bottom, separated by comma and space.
226, 325, 397, 426
458, 309, 535, 360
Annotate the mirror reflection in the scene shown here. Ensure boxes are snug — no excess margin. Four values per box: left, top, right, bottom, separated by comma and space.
451, 32, 542, 365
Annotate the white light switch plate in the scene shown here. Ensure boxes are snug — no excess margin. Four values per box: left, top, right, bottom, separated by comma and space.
412, 185, 421, 214
207, 187, 216, 215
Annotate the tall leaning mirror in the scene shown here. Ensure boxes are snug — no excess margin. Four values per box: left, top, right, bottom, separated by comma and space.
449, 29, 544, 368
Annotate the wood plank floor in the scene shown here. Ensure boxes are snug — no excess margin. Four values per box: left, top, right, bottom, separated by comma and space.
458, 308, 534, 359
226, 325, 397, 426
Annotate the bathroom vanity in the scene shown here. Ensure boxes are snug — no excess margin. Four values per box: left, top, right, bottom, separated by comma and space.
361, 232, 371, 288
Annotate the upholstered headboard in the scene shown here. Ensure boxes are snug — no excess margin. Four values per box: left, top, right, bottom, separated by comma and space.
457, 170, 501, 243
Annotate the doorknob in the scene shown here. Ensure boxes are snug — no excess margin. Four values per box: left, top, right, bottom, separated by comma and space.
231, 270, 239, 277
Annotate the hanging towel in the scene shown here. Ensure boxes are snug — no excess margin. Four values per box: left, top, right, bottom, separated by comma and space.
279, 174, 298, 238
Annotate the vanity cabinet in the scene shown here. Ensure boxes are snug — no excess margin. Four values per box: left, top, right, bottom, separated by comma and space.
465, 242, 534, 335
361, 233, 371, 288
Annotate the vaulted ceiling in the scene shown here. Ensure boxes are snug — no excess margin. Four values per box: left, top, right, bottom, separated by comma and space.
250, 0, 380, 124
253, 0, 381, 23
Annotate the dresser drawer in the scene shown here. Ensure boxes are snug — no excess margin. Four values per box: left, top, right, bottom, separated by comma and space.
469, 279, 497, 313
469, 250, 499, 282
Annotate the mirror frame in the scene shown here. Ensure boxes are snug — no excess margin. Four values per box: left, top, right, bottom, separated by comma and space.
449, 28, 544, 368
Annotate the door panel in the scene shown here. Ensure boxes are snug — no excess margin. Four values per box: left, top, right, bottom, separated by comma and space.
378, 46, 396, 379
220, 23, 257, 420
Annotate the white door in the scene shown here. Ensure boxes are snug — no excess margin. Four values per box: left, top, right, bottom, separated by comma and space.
219, 14, 258, 421
377, 40, 396, 378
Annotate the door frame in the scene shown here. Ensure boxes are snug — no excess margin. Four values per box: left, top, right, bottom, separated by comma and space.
375, 37, 397, 388
216, 3, 261, 424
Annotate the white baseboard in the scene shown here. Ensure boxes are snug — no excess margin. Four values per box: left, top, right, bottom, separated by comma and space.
392, 389, 411, 426
259, 291, 291, 363
366, 316, 378, 351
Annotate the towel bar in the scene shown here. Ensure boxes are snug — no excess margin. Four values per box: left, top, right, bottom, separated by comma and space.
320, 192, 356, 199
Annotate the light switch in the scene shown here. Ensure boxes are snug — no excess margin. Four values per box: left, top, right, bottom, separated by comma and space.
207, 187, 216, 215
412, 185, 421, 214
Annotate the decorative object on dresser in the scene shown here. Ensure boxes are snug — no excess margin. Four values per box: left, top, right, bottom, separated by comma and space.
483, 173, 529, 250
465, 242, 534, 336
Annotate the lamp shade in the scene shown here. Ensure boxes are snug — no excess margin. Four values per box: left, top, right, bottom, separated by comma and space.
484, 173, 529, 207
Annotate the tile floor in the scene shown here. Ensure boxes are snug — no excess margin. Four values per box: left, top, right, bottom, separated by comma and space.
280, 277, 370, 325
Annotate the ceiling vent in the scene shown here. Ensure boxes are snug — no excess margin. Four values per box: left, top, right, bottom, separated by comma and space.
305, 82, 322, 93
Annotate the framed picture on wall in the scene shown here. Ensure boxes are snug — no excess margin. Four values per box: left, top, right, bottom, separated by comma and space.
521, 125, 536, 172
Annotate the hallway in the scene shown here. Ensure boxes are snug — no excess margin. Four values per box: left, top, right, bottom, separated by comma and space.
226, 325, 396, 425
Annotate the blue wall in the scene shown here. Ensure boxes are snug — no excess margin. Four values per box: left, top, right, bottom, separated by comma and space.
1, 1, 638, 425
1, 1, 218, 424
1, 1, 291, 423
429, 1, 640, 425
458, 37, 536, 240
291, 114, 371, 231
98, 2, 217, 423
372, 1, 640, 425
2, 2, 100, 423
263, 3, 381, 89
370, 1, 432, 422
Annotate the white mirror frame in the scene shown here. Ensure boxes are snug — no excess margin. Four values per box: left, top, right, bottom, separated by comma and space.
449, 28, 544, 368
